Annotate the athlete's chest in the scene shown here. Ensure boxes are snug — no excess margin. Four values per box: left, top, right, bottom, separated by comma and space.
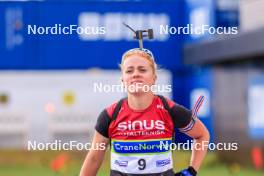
109, 107, 174, 140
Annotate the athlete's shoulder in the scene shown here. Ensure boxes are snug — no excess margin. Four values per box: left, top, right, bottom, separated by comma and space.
105, 98, 126, 117
156, 95, 175, 109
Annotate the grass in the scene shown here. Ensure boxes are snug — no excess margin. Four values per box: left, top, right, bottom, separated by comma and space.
0, 150, 263, 176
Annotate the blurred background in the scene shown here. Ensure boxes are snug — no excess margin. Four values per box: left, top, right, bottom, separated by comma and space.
0, 0, 264, 175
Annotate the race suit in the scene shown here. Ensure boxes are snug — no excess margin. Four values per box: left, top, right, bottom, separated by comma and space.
95, 95, 195, 176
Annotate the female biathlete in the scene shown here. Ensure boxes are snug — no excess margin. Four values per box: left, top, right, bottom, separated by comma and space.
80, 48, 210, 176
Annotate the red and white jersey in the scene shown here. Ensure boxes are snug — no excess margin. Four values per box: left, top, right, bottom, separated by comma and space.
95, 95, 194, 176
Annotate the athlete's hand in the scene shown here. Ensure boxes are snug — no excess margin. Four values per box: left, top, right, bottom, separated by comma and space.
174, 166, 197, 176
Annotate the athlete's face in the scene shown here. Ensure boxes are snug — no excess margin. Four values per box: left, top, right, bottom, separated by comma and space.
121, 54, 156, 94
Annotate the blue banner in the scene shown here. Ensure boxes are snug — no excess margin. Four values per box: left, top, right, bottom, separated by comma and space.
0, 1, 185, 70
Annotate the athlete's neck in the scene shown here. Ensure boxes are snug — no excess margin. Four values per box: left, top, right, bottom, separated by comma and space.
127, 93, 155, 111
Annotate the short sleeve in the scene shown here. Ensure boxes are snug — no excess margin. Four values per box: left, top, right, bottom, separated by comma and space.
95, 109, 111, 138
170, 104, 195, 132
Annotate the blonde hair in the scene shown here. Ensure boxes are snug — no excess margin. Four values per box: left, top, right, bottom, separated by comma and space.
119, 49, 158, 74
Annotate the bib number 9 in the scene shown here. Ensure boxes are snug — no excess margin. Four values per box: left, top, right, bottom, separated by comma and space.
138, 159, 146, 170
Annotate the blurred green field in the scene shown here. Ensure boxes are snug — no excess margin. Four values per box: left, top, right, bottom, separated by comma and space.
0, 150, 263, 176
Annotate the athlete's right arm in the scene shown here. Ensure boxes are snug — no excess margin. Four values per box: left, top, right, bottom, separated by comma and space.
79, 131, 109, 176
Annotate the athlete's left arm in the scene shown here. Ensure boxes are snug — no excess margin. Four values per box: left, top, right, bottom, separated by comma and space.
183, 118, 210, 172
